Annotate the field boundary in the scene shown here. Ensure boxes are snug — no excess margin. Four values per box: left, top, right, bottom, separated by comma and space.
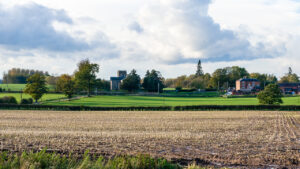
1, 103, 300, 111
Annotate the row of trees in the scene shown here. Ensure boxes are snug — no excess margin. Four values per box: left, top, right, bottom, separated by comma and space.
24, 59, 102, 102
3, 68, 49, 84
165, 60, 298, 90
23, 59, 166, 102
120, 69, 164, 92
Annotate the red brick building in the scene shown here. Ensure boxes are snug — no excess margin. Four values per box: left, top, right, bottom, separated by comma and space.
236, 78, 261, 92
278, 83, 300, 95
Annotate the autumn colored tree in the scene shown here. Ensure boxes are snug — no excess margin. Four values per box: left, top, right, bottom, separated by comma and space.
57, 74, 75, 99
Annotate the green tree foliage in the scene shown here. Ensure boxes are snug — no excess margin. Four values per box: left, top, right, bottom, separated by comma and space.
210, 66, 249, 89
24, 74, 48, 103
74, 59, 99, 97
189, 73, 211, 89
121, 69, 141, 92
95, 79, 111, 91
195, 60, 204, 76
165, 73, 212, 90
57, 74, 76, 99
279, 67, 299, 83
46, 76, 59, 91
250, 73, 277, 89
257, 84, 283, 105
3, 68, 49, 84
142, 70, 164, 92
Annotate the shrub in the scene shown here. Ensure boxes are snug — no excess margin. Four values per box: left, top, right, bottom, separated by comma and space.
20, 98, 33, 105
0, 88, 2, 92
0, 96, 17, 104
175, 86, 182, 91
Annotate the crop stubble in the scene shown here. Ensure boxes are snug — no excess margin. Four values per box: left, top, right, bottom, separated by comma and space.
0, 110, 299, 167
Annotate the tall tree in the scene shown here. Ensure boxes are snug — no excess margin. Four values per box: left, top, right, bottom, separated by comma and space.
121, 69, 141, 92
142, 70, 164, 92
195, 60, 204, 76
279, 67, 299, 83
24, 74, 48, 103
57, 74, 75, 100
74, 59, 99, 97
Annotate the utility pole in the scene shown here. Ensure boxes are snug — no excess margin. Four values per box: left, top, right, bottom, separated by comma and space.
20, 88, 23, 101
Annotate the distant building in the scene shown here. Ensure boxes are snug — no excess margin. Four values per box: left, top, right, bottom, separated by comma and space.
278, 83, 300, 95
236, 78, 260, 92
110, 70, 127, 91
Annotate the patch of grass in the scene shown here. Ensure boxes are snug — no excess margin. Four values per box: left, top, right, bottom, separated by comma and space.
0, 93, 65, 103
43, 95, 300, 107
0, 150, 181, 169
0, 84, 55, 92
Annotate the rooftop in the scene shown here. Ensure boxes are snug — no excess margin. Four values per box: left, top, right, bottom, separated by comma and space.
237, 78, 259, 82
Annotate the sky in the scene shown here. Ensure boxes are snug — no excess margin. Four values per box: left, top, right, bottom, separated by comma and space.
0, 0, 300, 79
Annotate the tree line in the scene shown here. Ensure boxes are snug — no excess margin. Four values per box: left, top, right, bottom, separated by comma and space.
3, 68, 49, 84
2, 59, 300, 103
21, 59, 165, 102
165, 61, 298, 90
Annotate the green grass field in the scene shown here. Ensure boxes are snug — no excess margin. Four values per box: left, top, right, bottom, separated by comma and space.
0, 84, 55, 92
44, 95, 300, 107
0, 93, 65, 103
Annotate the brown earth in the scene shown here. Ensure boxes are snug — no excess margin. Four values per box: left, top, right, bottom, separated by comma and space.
0, 110, 299, 168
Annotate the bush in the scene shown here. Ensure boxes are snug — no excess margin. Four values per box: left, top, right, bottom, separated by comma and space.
0, 88, 2, 92
21, 98, 33, 104
0, 96, 17, 104
175, 86, 182, 91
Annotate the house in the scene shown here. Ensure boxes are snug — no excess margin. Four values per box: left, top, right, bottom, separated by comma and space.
110, 71, 127, 90
278, 83, 300, 95
236, 78, 261, 92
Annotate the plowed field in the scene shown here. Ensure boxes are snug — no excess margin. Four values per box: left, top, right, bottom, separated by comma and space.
0, 111, 299, 168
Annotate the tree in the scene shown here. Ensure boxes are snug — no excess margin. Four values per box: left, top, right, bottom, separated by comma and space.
209, 66, 249, 89
57, 74, 75, 99
257, 84, 283, 105
121, 69, 141, 92
74, 59, 99, 97
279, 67, 299, 83
95, 79, 110, 91
24, 73, 48, 103
142, 70, 164, 92
250, 73, 278, 89
46, 76, 59, 92
3, 68, 49, 84
196, 60, 204, 76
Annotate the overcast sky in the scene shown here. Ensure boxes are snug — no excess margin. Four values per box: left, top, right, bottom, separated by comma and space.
0, 0, 300, 79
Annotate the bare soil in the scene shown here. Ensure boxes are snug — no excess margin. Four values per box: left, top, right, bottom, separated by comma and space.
0, 111, 299, 168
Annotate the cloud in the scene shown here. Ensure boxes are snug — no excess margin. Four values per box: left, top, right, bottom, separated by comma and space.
0, 3, 91, 52
128, 21, 144, 33
130, 0, 284, 64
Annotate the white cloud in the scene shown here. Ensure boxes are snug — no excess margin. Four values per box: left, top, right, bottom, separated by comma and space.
0, 0, 300, 79
124, 0, 284, 64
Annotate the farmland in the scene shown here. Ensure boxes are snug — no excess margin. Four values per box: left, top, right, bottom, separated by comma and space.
0, 110, 299, 168
44, 95, 300, 107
